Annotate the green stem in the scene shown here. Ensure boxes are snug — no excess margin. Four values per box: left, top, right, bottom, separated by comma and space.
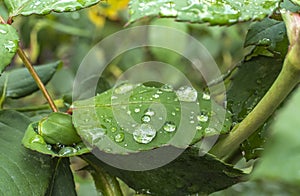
17, 48, 58, 112
210, 58, 300, 158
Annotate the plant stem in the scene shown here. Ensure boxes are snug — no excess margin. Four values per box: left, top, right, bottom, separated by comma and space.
17, 48, 58, 112
210, 59, 300, 158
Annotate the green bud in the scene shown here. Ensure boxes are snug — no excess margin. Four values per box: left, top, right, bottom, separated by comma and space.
38, 112, 81, 145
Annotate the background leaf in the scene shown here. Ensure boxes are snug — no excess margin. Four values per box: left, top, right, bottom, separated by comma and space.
0, 24, 19, 73
82, 147, 245, 196
46, 158, 77, 196
0, 61, 62, 99
251, 88, 300, 184
129, 0, 280, 25
73, 83, 232, 154
4, 0, 100, 17
0, 110, 52, 195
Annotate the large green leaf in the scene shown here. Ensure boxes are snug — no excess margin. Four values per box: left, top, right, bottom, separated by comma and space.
82, 147, 245, 195
0, 61, 62, 99
0, 24, 19, 73
4, 0, 100, 17
129, 0, 280, 25
0, 110, 52, 195
72, 83, 232, 154
251, 88, 300, 184
46, 158, 76, 196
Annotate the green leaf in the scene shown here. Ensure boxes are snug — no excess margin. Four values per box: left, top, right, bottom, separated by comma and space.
72, 83, 232, 154
4, 0, 100, 17
0, 61, 62, 99
244, 18, 288, 57
280, 0, 300, 12
22, 121, 90, 157
251, 88, 300, 184
227, 56, 283, 160
129, 0, 280, 25
46, 158, 76, 196
84, 161, 123, 196
291, 0, 300, 6
0, 110, 52, 195
0, 24, 19, 73
82, 147, 245, 195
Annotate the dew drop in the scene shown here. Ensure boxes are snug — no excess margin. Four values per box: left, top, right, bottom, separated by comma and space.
111, 127, 117, 133
205, 127, 218, 135
134, 108, 140, 113
145, 108, 155, 116
163, 122, 177, 132
196, 125, 202, 131
176, 86, 198, 102
0, 29, 7, 34
160, 84, 174, 92
133, 124, 156, 144
58, 147, 77, 156
114, 133, 125, 143
142, 115, 151, 123
114, 83, 135, 94
30, 135, 45, 144
4, 40, 17, 53
202, 92, 211, 100
197, 113, 209, 122
153, 94, 160, 99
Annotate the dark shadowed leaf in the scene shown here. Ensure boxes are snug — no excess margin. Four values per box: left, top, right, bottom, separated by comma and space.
129, 0, 280, 25
0, 61, 62, 99
82, 147, 245, 196
46, 158, 76, 196
0, 24, 19, 73
0, 110, 52, 195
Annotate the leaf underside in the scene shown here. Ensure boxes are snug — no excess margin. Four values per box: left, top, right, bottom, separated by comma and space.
129, 0, 280, 25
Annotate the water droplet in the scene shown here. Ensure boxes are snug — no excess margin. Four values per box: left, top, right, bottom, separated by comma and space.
160, 84, 174, 92
133, 124, 156, 144
176, 86, 198, 102
142, 115, 151, 123
190, 120, 195, 124
163, 122, 177, 132
145, 108, 155, 116
88, 128, 106, 144
205, 127, 218, 135
4, 40, 17, 53
0, 29, 7, 34
196, 125, 202, 131
171, 112, 176, 116
197, 113, 209, 122
134, 108, 140, 113
111, 127, 117, 133
127, 110, 131, 115
202, 92, 211, 100
153, 94, 160, 98
58, 147, 77, 156
30, 135, 45, 144
114, 83, 135, 94
115, 133, 124, 143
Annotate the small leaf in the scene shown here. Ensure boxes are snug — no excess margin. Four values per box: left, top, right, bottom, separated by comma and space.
4, 0, 100, 17
244, 18, 288, 57
82, 147, 245, 195
0, 24, 19, 73
251, 88, 300, 184
46, 158, 76, 196
72, 83, 232, 154
0, 61, 62, 99
129, 0, 280, 25
0, 110, 52, 195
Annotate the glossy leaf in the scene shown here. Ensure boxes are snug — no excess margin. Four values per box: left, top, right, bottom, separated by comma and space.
245, 18, 288, 58
0, 24, 19, 73
22, 121, 90, 157
72, 83, 232, 154
82, 147, 245, 195
129, 0, 280, 25
0, 61, 62, 99
251, 88, 300, 184
0, 110, 52, 195
4, 0, 100, 17
46, 158, 76, 196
